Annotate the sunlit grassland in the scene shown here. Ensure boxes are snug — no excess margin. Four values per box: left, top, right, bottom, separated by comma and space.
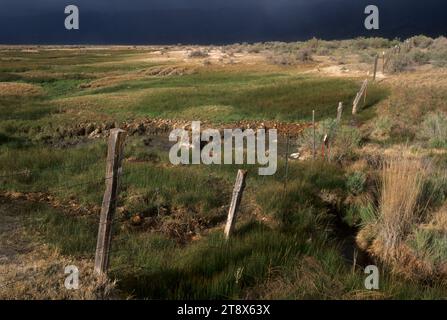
50, 72, 386, 123
0, 49, 152, 72
1, 130, 446, 299
7, 138, 446, 299
5, 48, 444, 299
27, 201, 447, 299
0, 48, 388, 133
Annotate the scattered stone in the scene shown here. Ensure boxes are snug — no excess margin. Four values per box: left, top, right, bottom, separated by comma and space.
290, 152, 301, 159
85, 123, 95, 135
88, 128, 101, 138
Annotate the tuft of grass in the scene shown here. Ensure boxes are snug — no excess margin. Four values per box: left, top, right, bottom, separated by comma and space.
378, 156, 427, 262
333, 126, 362, 161
346, 172, 366, 195
410, 228, 447, 266
371, 115, 393, 140
298, 121, 362, 161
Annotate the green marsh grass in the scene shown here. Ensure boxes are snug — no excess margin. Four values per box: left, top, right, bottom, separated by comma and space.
3, 48, 443, 299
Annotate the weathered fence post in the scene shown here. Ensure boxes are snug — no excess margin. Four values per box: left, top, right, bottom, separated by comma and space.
352, 79, 368, 115
94, 129, 127, 275
224, 170, 247, 240
352, 93, 360, 116
382, 51, 386, 74
363, 82, 368, 105
312, 110, 316, 160
373, 54, 378, 81
337, 102, 343, 123
284, 134, 290, 191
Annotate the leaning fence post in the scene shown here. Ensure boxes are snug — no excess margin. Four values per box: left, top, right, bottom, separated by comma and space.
337, 102, 343, 123
352, 95, 359, 116
363, 82, 368, 105
94, 129, 127, 275
284, 134, 290, 191
224, 170, 247, 240
352, 79, 368, 115
312, 110, 316, 160
373, 54, 378, 81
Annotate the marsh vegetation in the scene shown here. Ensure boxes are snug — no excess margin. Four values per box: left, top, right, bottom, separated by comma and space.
1, 36, 447, 299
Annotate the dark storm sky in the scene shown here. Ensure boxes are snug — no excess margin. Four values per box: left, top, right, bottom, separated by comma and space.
0, 0, 446, 44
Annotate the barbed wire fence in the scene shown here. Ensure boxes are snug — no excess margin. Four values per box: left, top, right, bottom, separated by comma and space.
0, 128, 262, 295
0, 129, 133, 294
0, 53, 381, 295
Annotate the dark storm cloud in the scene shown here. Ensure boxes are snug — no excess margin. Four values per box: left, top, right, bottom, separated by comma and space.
0, 0, 446, 44
2, 0, 332, 11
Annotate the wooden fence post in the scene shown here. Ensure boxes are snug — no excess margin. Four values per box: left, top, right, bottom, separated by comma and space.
352, 79, 368, 115
284, 134, 290, 191
363, 82, 368, 105
373, 54, 378, 81
224, 170, 247, 240
337, 102, 343, 123
312, 110, 316, 160
94, 129, 127, 275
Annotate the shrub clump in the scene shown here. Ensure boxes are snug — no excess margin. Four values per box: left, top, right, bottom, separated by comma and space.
387, 53, 413, 73
356, 155, 447, 280
384, 36, 447, 71
408, 35, 434, 49
371, 115, 393, 140
334, 126, 362, 160
267, 48, 313, 65
297, 118, 337, 152
188, 49, 209, 58
387, 47, 432, 73
297, 120, 361, 161
267, 53, 295, 66
387, 49, 431, 73
429, 37, 447, 67
409, 50, 430, 65
296, 48, 313, 62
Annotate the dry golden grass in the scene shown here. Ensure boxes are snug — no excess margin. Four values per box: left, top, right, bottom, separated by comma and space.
377, 156, 427, 263
371, 68, 447, 133
427, 205, 447, 231
79, 65, 197, 89
0, 248, 117, 300
384, 68, 447, 90
0, 82, 43, 96
0, 198, 118, 300
342, 289, 389, 300
357, 154, 447, 280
